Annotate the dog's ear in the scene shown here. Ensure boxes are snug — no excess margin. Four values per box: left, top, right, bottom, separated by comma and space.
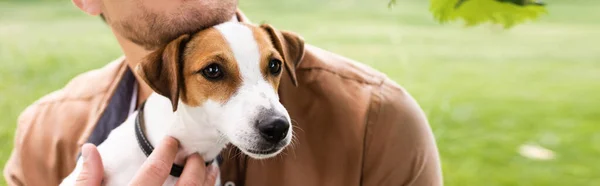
136, 34, 190, 112
260, 24, 305, 87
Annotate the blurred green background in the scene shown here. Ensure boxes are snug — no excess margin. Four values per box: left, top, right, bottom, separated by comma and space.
1, 0, 599, 185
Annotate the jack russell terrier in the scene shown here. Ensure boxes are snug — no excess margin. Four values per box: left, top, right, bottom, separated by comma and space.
59, 21, 305, 186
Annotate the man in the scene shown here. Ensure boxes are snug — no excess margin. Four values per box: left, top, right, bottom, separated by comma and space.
4, 0, 443, 185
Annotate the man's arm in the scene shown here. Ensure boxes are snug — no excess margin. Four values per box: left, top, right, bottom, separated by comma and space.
361, 79, 443, 186
4, 97, 90, 186
4, 58, 126, 186
4, 103, 42, 186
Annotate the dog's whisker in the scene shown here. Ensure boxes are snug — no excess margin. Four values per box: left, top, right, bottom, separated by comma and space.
288, 141, 298, 155
288, 132, 300, 159
234, 150, 244, 160
215, 138, 222, 145
291, 120, 304, 132
218, 136, 227, 145
226, 147, 234, 160
227, 147, 235, 160
290, 131, 300, 149
288, 146, 297, 159
232, 149, 239, 159
292, 126, 303, 135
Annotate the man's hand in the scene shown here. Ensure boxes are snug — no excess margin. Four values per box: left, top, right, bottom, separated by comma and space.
74, 137, 219, 186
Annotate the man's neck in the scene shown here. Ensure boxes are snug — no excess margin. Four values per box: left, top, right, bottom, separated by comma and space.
112, 30, 156, 107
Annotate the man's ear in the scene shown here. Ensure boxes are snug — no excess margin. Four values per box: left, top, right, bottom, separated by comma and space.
72, 0, 102, 16
260, 24, 305, 87
136, 34, 190, 112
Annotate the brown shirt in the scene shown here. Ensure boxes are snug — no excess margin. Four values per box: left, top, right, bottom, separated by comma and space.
3, 11, 442, 186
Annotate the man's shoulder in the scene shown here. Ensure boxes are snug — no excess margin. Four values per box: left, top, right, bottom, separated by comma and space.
16, 56, 127, 139
299, 44, 412, 104
298, 44, 389, 86
31, 56, 127, 106
6, 57, 129, 186
298, 44, 425, 125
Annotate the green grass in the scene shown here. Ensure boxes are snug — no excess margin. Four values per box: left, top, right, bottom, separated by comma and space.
1, 0, 599, 185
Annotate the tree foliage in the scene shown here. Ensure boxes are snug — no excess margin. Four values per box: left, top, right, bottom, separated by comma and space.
390, 0, 548, 28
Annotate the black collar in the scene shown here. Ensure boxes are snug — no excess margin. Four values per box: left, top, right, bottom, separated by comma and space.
134, 101, 213, 177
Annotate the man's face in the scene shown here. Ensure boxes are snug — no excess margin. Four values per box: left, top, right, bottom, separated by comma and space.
100, 0, 238, 50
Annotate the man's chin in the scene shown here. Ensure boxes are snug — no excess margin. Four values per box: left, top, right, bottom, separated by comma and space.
111, 0, 238, 50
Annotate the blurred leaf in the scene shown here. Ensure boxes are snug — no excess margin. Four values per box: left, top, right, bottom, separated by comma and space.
496, 0, 546, 6
389, 0, 548, 28
388, 0, 397, 8
434, 0, 547, 28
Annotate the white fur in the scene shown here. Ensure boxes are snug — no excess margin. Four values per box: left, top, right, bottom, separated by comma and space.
59, 22, 292, 186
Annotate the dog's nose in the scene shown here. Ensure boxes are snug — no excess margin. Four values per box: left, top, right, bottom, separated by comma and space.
257, 117, 290, 144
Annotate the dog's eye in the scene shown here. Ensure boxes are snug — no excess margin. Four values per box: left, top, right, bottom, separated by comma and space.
268, 59, 282, 75
201, 63, 224, 80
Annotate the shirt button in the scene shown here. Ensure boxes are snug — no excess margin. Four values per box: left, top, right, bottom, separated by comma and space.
224, 181, 235, 186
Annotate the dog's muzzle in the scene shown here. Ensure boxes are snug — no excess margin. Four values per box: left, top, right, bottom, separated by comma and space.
249, 108, 291, 154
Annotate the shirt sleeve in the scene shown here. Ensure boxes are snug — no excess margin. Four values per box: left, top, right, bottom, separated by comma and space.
4, 103, 39, 186
361, 79, 443, 186
4, 98, 89, 186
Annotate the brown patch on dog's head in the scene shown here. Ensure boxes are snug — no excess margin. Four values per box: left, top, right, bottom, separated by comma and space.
259, 24, 306, 87
180, 28, 242, 107
137, 28, 243, 111
248, 25, 285, 91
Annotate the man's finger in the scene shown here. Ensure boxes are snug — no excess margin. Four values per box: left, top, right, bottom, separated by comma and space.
75, 143, 104, 186
203, 164, 219, 186
175, 154, 206, 186
129, 136, 180, 186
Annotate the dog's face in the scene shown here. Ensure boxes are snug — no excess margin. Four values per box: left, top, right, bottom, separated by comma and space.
137, 22, 304, 159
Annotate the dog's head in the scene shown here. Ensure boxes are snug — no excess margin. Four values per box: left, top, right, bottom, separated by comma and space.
136, 22, 304, 159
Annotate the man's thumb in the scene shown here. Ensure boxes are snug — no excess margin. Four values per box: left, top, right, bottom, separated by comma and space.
75, 143, 104, 186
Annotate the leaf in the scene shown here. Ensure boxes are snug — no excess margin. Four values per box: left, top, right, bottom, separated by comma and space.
429, 0, 547, 28
389, 0, 548, 28
388, 0, 397, 8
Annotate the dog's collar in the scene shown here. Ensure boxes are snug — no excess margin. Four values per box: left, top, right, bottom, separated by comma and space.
135, 101, 213, 177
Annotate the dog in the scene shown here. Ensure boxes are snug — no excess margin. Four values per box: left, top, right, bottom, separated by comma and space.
59, 21, 305, 186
